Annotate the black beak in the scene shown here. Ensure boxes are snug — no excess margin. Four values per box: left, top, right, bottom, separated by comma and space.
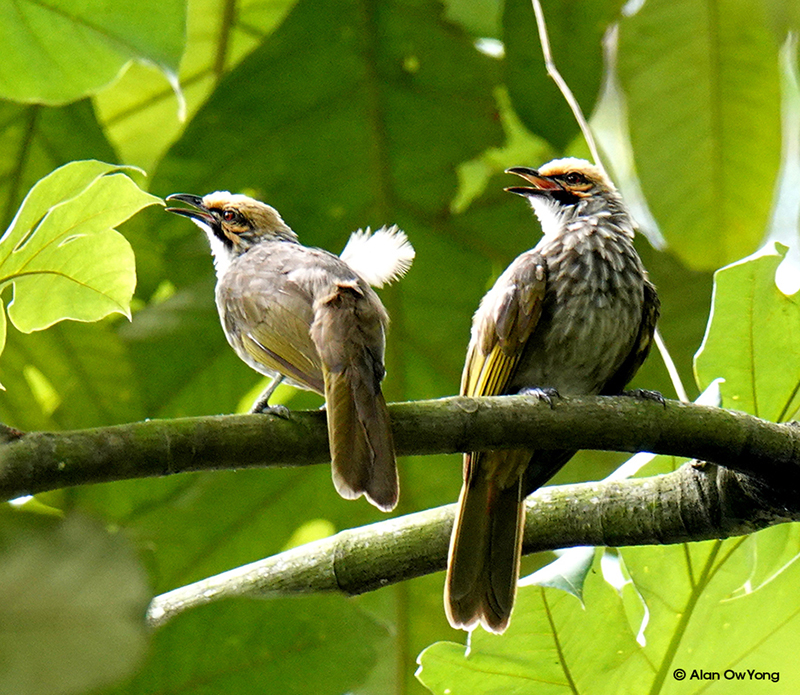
165, 193, 215, 225
504, 167, 564, 197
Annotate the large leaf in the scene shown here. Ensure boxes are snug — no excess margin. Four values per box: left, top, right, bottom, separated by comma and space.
0, 0, 185, 105
0, 511, 150, 695
418, 530, 800, 694
618, 0, 782, 271
694, 244, 800, 422
622, 531, 800, 694
0, 161, 162, 361
93, 0, 296, 171
145, 0, 502, 406
116, 279, 271, 418
417, 553, 648, 694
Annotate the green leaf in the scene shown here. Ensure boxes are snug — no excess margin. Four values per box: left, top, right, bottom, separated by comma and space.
520, 546, 596, 601
694, 244, 800, 421
618, 0, 782, 271
442, 0, 502, 38
622, 532, 800, 693
117, 279, 263, 418
417, 556, 648, 694
0, 0, 186, 105
504, 0, 621, 150
0, 161, 162, 339
150, 0, 502, 406
93, 0, 296, 171
0, 511, 150, 695
106, 596, 387, 695
418, 531, 800, 694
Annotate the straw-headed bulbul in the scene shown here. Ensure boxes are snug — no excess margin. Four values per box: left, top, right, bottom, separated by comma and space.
166, 192, 414, 512
445, 158, 659, 633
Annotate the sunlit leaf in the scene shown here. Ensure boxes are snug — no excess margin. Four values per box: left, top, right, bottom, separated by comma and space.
418, 532, 800, 694
417, 557, 648, 694
694, 244, 800, 422
93, 0, 296, 171
619, 0, 782, 270
0, 0, 185, 105
0, 161, 162, 355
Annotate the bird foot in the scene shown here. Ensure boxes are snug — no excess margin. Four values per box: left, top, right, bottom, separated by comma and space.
519, 386, 560, 409
252, 403, 291, 419
622, 388, 666, 407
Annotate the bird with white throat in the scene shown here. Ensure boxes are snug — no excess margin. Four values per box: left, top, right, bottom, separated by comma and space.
445, 158, 660, 633
167, 191, 414, 512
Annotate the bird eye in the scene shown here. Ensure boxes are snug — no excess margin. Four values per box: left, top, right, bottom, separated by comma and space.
563, 172, 586, 186
222, 209, 237, 222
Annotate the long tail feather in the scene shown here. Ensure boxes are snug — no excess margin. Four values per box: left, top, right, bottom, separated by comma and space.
445, 451, 526, 633
325, 368, 398, 511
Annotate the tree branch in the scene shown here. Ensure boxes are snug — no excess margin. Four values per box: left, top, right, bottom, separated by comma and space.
6, 395, 798, 626
147, 460, 799, 628
3, 396, 800, 502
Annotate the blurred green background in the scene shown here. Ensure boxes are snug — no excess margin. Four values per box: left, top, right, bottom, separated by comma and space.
2, 0, 799, 693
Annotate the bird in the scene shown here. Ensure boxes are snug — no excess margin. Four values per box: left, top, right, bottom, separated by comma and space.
166, 191, 414, 512
444, 158, 660, 633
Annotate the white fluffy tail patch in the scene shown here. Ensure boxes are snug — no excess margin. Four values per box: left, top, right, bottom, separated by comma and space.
340, 225, 415, 288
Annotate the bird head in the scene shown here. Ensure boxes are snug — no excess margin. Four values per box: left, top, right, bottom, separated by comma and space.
166, 191, 298, 273
505, 158, 630, 235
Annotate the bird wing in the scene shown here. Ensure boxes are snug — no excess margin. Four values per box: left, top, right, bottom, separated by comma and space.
460, 250, 547, 398
447, 250, 547, 632
600, 277, 660, 395
218, 246, 325, 393
243, 320, 324, 393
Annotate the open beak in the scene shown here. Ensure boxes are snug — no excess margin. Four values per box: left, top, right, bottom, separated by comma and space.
504, 167, 563, 197
165, 193, 215, 225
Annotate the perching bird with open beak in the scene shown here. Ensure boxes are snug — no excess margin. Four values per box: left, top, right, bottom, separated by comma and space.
166, 192, 414, 512
445, 158, 660, 633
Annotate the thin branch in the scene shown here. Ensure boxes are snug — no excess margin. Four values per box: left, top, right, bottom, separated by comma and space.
655, 327, 690, 402
530, 0, 605, 174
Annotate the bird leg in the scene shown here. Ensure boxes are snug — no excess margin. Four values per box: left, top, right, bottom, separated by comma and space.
250, 375, 290, 417
621, 388, 666, 407
518, 386, 560, 409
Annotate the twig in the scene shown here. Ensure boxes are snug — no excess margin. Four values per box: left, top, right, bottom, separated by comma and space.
655, 327, 690, 402
530, 0, 606, 175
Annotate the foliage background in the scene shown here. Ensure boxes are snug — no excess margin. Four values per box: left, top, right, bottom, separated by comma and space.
2, 0, 800, 693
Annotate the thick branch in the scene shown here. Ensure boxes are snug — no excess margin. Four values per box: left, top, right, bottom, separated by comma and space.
2, 396, 800, 501
147, 461, 798, 628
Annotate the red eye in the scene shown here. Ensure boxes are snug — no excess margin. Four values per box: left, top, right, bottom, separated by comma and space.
564, 172, 586, 185
222, 209, 236, 222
